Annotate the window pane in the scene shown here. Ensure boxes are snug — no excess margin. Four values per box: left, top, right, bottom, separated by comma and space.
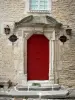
39, 5, 44, 10
30, 0, 38, 10
31, 0, 38, 4
40, 0, 48, 4
39, 0, 48, 10
31, 5, 38, 10
44, 5, 48, 10
39, 5, 48, 10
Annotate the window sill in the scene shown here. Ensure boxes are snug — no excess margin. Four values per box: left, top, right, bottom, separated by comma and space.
27, 10, 51, 14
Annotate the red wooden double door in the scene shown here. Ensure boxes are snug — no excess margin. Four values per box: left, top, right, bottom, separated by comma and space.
27, 34, 49, 80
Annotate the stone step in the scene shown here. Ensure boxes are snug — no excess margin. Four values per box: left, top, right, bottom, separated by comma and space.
16, 84, 61, 91
27, 81, 55, 87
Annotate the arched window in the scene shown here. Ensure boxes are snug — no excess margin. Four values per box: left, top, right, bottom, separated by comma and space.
29, 0, 51, 12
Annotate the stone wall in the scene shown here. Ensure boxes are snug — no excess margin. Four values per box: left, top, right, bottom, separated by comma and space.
0, 0, 26, 83
0, 0, 75, 88
52, 0, 75, 87
0, 0, 25, 22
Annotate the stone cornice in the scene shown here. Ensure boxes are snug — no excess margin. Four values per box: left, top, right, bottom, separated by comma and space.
15, 15, 62, 28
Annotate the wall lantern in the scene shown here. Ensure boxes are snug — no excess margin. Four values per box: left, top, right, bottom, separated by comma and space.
59, 35, 68, 44
66, 28, 72, 36
9, 34, 18, 42
4, 25, 10, 35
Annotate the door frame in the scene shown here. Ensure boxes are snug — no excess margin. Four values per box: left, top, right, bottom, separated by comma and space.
23, 27, 55, 84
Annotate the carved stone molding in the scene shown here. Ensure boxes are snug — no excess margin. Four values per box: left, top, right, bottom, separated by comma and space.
14, 15, 62, 85
15, 15, 62, 28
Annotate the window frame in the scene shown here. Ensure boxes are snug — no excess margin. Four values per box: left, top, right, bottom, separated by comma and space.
26, 0, 51, 13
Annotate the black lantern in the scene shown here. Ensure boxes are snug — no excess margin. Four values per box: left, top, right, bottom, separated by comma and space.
4, 25, 10, 35
9, 34, 18, 42
59, 35, 68, 44
66, 28, 72, 36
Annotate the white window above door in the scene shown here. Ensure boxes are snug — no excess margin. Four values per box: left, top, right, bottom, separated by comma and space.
29, 0, 51, 13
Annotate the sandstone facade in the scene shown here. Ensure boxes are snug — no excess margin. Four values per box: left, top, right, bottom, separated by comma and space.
0, 0, 75, 88
52, 0, 75, 88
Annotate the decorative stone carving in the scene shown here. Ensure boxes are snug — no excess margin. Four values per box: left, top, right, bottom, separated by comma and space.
15, 15, 33, 28
15, 15, 62, 28
46, 16, 62, 27
14, 15, 62, 85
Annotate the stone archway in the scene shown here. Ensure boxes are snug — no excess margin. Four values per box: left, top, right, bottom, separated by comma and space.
14, 15, 62, 85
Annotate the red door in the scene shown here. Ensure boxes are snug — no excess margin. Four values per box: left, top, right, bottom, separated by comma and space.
27, 34, 49, 80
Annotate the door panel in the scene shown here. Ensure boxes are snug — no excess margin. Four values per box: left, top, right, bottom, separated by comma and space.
27, 34, 49, 80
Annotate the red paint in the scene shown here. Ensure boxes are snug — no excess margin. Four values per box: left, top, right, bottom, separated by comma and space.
27, 34, 49, 80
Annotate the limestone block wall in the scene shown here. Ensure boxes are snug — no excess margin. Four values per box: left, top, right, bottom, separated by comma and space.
52, 0, 75, 27
0, 28, 25, 84
52, 0, 75, 87
0, 0, 26, 22
0, 0, 75, 88
0, 34, 15, 81
0, 0, 26, 83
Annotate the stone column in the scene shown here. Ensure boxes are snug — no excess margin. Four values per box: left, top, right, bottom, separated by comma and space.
44, 29, 55, 84
49, 40, 54, 84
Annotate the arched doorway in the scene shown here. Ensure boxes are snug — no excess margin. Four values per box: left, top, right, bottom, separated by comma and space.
27, 34, 49, 80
